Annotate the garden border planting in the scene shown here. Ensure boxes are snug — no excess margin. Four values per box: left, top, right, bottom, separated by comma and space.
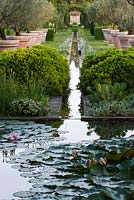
0, 96, 62, 121
81, 95, 134, 121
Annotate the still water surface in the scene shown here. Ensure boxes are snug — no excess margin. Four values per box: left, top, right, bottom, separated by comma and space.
58, 60, 99, 143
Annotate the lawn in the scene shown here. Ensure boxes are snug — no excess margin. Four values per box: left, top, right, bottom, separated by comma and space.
45, 28, 111, 57
78, 28, 111, 55
45, 29, 72, 55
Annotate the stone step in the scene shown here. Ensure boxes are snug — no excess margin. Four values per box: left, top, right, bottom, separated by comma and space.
48, 96, 62, 117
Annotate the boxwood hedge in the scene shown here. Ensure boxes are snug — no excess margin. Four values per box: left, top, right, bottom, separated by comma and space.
94, 26, 104, 40
81, 48, 120, 72
0, 45, 69, 96
80, 48, 134, 94
46, 28, 54, 41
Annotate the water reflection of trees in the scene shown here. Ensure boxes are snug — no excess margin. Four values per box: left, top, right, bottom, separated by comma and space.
2, 149, 15, 162
1, 140, 51, 162
87, 121, 134, 139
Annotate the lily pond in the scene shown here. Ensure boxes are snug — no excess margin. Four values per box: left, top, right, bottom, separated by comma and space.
0, 61, 134, 200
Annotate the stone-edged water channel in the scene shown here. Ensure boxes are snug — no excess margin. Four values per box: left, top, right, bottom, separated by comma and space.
0, 33, 134, 199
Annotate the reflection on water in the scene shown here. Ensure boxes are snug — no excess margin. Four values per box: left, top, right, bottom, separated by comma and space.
87, 121, 134, 139
58, 60, 99, 143
58, 119, 99, 143
68, 60, 81, 119
2, 149, 15, 162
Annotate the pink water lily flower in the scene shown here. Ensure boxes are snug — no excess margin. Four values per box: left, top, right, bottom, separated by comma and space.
99, 157, 107, 167
9, 134, 19, 140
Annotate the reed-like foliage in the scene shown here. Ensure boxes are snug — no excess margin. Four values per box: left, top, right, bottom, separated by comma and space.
0, 73, 49, 115
88, 82, 134, 116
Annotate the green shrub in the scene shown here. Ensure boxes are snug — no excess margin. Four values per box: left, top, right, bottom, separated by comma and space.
94, 25, 113, 40
0, 74, 49, 115
46, 28, 54, 41
90, 99, 134, 117
94, 27, 104, 40
0, 76, 22, 114
80, 48, 134, 94
0, 45, 69, 96
89, 21, 95, 36
10, 98, 48, 116
89, 95, 134, 117
88, 82, 127, 103
86, 82, 134, 117
81, 48, 120, 72
71, 23, 79, 33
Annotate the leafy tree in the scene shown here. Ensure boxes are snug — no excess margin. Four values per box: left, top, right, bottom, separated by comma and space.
0, 0, 19, 39
9, 0, 55, 34
85, 0, 134, 34
0, 0, 55, 39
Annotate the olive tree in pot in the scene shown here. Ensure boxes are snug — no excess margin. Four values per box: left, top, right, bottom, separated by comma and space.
85, 0, 134, 49
0, 0, 55, 51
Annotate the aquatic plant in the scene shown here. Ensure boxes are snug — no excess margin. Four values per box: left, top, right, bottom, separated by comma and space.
9, 134, 19, 141
0, 121, 134, 199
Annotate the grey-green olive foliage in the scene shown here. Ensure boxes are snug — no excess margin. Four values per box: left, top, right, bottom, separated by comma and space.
85, 0, 134, 33
0, 0, 55, 39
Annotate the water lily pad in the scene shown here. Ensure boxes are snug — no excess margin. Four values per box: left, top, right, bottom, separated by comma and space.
30, 186, 52, 193
11, 164, 21, 169
19, 167, 35, 173
0, 120, 134, 199
56, 188, 77, 196
0, 122, 5, 128
13, 191, 36, 198
29, 178, 42, 184
87, 192, 113, 200
21, 172, 41, 178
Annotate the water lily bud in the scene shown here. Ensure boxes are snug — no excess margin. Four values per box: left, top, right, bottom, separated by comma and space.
52, 132, 60, 137
99, 157, 107, 167
72, 151, 78, 158
86, 159, 91, 168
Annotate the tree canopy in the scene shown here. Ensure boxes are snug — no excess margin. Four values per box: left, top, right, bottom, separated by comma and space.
85, 0, 134, 33
0, 0, 55, 39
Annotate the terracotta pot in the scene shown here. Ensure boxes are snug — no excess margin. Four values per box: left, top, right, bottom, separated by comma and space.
0, 40, 19, 52
6, 35, 30, 48
39, 29, 48, 42
30, 30, 48, 43
118, 34, 130, 49
128, 38, 134, 47
105, 29, 114, 44
102, 29, 110, 41
21, 33, 38, 47
111, 32, 128, 49
110, 30, 120, 48
109, 30, 119, 45
111, 31, 121, 48
30, 31, 43, 44
127, 35, 134, 47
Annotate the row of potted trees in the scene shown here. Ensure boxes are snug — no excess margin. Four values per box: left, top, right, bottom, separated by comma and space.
102, 28, 134, 49
0, 29, 48, 52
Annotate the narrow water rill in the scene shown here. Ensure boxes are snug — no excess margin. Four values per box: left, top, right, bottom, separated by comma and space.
58, 60, 99, 143
58, 32, 99, 143
0, 33, 134, 199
